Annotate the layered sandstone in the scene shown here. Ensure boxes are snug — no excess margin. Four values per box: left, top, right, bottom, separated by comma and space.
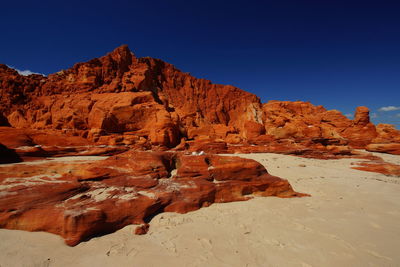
0, 151, 305, 246
1, 45, 262, 149
1, 44, 399, 248
1, 45, 399, 156
262, 101, 378, 147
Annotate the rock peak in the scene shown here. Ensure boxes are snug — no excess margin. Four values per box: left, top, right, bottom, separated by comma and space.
354, 106, 370, 125
108, 44, 134, 59
112, 44, 130, 53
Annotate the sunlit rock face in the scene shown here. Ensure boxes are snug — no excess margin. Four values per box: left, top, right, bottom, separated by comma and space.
1, 45, 399, 246
1, 45, 399, 154
0, 151, 305, 246
0, 45, 263, 148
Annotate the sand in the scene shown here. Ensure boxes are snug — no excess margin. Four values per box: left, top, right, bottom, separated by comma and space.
0, 152, 399, 267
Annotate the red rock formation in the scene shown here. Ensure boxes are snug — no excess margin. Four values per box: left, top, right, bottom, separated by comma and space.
0, 127, 130, 159
352, 161, 400, 176
263, 101, 351, 141
262, 101, 400, 154
0, 45, 263, 148
341, 106, 377, 148
0, 151, 305, 246
366, 143, 400, 155
373, 124, 400, 143
2, 45, 400, 248
365, 124, 400, 155
135, 224, 150, 235
1, 45, 399, 154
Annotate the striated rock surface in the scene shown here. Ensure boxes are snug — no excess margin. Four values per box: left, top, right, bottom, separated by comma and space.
0, 151, 305, 246
262, 101, 399, 155
341, 106, 377, 148
373, 124, 400, 143
1, 44, 399, 247
262, 101, 375, 146
1, 45, 399, 155
0, 45, 262, 148
0, 127, 129, 159
352, 160, 400, 176
364, 124, 400, 155
366, 143, 400, 155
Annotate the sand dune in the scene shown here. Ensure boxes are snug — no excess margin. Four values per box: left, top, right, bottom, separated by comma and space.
0, 152, 399, 267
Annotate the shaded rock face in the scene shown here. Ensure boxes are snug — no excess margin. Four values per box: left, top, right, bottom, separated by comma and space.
0, 143, 21, 164
0, 113, 9, 126
0, 151, 305, 246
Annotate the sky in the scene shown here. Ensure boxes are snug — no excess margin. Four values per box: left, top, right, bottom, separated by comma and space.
1, 0, 399, 127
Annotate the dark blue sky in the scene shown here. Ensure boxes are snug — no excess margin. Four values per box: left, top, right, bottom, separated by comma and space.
1, 0, 400, 127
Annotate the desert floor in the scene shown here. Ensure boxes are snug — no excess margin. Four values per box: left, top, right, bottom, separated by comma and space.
0, 152, 399, 267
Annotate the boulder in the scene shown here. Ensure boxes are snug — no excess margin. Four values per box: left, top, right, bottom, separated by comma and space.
0, 151, 305, 246
366, 143, 400, 155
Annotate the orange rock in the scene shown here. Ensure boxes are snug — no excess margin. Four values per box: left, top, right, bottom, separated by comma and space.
187, 139, 228, 154
352, 161, 400, 176
134, 223, 150, 235
341, 106, 377, 148
0, 45, 266, 148
366, 143, 400, 155
263, 101, 351, 141
0, 151, 305, 245
1, 46, 399, 153
243, 121, 266, 140
373, 124, 400, 143
261, 101, 397, 152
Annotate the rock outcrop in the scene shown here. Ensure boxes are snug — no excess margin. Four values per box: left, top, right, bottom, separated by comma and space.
1, 45, 399, 155
1, 44, 400, 246
262, 101, 376, 146
0, 45, 262, 149
365, 143, 400, 155
0, 151, 305, 246
262, 101, 399, 154
352, 161, 400, 176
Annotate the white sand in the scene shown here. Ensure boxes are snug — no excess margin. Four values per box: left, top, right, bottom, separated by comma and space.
0, 152, 399, 267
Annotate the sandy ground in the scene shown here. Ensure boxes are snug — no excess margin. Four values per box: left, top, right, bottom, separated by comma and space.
0, 152, 399, 267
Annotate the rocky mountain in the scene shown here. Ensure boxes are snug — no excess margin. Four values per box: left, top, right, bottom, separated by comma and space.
1, 45, 400, 245
1, 45, 399, 156
0, 45, 263, 148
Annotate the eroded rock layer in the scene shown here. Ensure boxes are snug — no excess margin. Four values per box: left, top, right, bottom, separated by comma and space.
0, 151, 305, 246
2, 45, 399, 156
1, 45, 399, 245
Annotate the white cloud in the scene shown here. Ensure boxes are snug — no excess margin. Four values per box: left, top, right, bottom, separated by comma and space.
378, 106, 400, 112
6, 65, 45, 76
396, 113, 400, 118
371, 113, 378, 118
344, 113, 353, 118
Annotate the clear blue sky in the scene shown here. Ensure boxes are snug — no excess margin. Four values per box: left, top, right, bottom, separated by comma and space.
1, 0, 399, 127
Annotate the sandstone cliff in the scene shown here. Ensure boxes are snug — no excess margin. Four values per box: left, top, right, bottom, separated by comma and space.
1, 45, 399, 154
